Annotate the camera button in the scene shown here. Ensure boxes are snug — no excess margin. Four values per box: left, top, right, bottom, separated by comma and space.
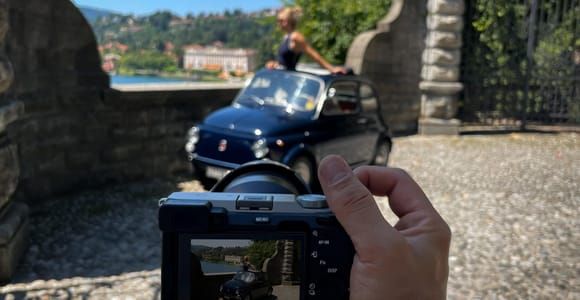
236, 195, 273, 210
297, 194, 328, 208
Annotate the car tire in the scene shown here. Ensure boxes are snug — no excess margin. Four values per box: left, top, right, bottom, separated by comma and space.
372, 140, 391, 166
267, 287, 273, 296
289, 156, 314, 188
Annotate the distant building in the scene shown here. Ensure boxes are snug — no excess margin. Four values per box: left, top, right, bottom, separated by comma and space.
224, 255, 243, 264
102, 53, 120, 73
183, 44, 257, 73
99, 42, 129, 54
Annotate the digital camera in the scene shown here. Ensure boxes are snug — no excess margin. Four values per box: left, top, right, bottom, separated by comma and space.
159, 160, 354, 300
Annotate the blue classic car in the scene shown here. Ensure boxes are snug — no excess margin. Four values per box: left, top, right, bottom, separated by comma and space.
219, 271, 273, 300
185, 68, 392, 189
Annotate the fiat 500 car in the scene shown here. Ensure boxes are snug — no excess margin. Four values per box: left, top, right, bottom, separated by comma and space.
219, 271, 273, 300
185, 68, 392, 189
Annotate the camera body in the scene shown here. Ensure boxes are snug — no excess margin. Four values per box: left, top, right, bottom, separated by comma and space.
159, 192, 354, 300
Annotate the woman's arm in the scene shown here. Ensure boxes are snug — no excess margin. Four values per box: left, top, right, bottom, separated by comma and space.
291, 32, 346, 74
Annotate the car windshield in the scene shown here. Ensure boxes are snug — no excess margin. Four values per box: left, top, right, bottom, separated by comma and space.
234, 272, 256, 283
234, 71, 322, 115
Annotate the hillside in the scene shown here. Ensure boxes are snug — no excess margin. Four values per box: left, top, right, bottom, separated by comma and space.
78, 6, 116, 24
91, 9, 280, 66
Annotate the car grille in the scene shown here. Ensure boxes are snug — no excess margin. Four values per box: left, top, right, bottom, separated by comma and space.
196, 130, 258, 164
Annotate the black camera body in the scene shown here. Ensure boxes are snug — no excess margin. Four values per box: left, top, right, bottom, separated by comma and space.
159, 192, 354, 300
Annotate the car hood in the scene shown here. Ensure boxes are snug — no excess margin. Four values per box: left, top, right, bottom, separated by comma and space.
203, 105, 312, 135
222, 279, 249, 290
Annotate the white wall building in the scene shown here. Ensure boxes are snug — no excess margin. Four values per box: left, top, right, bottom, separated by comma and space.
183, 46, 257, 72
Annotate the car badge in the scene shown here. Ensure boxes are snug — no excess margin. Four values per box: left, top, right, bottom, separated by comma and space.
218, 139, 228, 152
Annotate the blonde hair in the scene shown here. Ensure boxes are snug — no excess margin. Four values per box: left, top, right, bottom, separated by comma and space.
278, 6, 303, 29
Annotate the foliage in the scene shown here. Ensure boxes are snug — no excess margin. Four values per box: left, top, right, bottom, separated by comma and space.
91, 2, 394, 72
288, 0, 392, 64
461, 0, 579, 123
118, 51, 177, 73
92, 10, 278, 68
246, 240, 277, 270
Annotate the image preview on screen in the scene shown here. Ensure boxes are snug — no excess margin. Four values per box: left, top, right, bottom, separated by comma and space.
190, 238, 302, 300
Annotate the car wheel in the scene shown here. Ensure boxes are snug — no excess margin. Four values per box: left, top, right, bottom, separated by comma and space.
267, 287, 273, 296
373, 141, 391, 166
289, 156, 314, 187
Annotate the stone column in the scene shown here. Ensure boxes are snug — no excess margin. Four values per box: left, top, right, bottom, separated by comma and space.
418, 0, 465, 135
0, 0, 28, 283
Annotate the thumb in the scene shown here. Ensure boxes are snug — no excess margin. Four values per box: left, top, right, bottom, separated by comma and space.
318, 155, 399, 257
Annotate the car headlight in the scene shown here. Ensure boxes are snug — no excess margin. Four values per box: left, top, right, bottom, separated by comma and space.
185, 126, 200, 153
251, 138, 269, 159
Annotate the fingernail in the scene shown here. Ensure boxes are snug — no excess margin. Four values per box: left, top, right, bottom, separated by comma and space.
319, 156, 351, 184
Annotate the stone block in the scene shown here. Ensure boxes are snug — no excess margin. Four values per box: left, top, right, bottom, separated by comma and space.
427, 14, 464, 31
418, 118, 461, 135
422, 48, 461, 66
0, 144, 19, 212
0, 0, 8, 42
421, 94, 459, 119
0, 202, 29, 283
0, 102, 24, 133
421, 65, 460, 81
0, 54, 14, 93
420, 81, 464, 95
427, 0, 465, 15
426, 31, 462, 49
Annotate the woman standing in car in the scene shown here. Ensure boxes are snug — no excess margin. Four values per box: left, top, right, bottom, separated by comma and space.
266, 6, 346, 74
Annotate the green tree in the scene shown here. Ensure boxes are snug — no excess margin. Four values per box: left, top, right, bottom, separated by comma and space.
288, 0, 392, 64
462, 0, 578, 122
246, 241, 277, 270
118, 51, 176, 74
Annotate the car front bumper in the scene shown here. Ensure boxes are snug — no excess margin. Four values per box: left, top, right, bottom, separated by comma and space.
190, 154, 241, 180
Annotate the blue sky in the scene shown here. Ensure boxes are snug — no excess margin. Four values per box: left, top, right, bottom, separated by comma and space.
72, 0, 282, 16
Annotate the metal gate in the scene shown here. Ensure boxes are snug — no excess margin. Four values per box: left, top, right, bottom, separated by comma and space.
460, 0, 579, 128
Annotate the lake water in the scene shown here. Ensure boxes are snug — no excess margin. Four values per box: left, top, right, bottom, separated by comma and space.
202, 261, 241, 274
111, 75, 192, 84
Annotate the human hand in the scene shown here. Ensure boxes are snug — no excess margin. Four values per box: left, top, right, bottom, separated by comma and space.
330, 66, 348, 74
317, 155, 451, 300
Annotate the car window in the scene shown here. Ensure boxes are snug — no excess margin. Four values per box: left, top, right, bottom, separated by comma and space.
360, 83, 378, 112
234, 72, 321, 113
322, 81, 360, 116
235, 272, 256, 283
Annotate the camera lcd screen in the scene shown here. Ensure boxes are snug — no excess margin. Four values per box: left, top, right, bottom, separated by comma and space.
189, 238, 302, 300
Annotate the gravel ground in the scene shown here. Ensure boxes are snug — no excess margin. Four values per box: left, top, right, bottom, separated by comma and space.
0, 132, 578, 299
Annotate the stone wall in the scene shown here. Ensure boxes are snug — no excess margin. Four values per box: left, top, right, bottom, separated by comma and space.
2, 0, 241, 203
419, 0, 465, 135
346, 0, 427, 134
0, 0, 241, 280
8, 83, 239, 201
0, 0, 26, 283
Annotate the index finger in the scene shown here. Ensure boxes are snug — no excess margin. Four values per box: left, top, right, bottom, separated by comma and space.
353, 166, 435, 219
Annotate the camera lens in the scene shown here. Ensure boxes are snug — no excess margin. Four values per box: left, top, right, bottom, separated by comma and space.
211, 160, 311, 195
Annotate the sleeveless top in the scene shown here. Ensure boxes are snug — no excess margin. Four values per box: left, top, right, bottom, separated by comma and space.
277, 34, 302, 71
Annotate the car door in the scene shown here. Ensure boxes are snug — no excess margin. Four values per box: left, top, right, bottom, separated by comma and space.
316, 80, 373, 165
358, 82, 383, 162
